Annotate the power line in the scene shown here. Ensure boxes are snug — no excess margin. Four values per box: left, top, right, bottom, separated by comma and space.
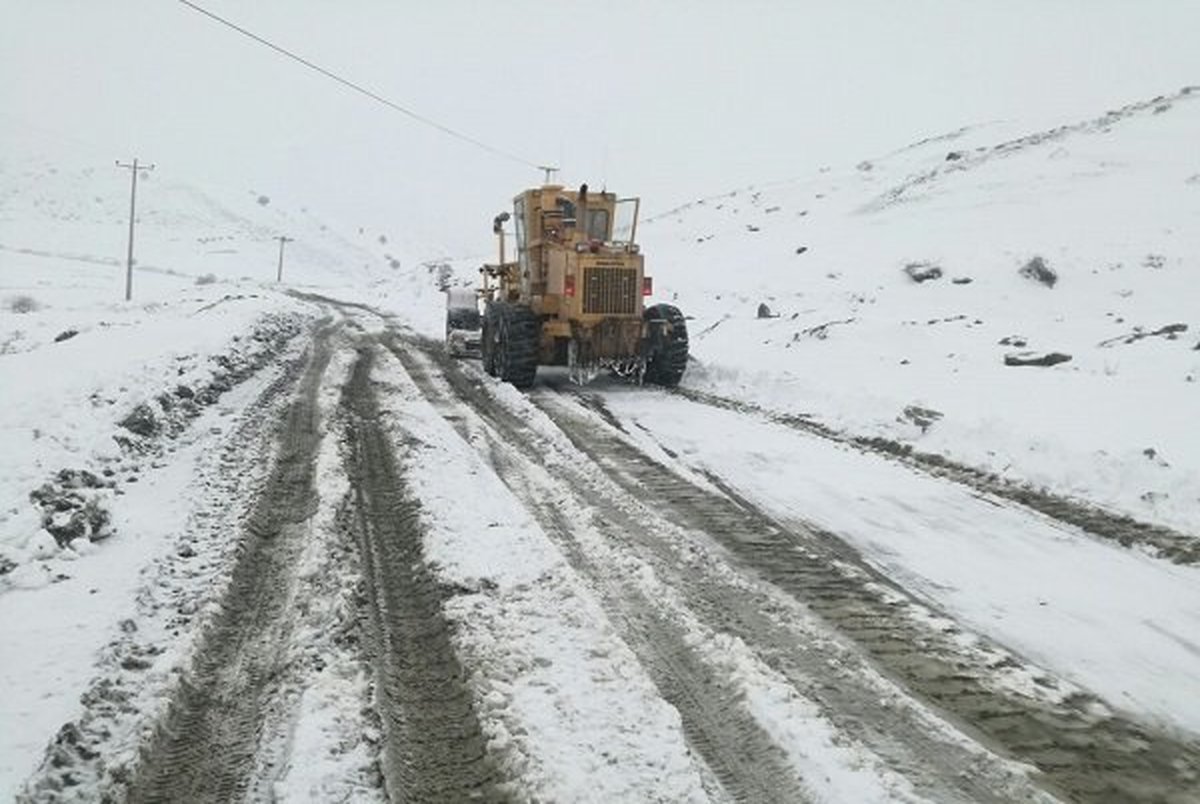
175, 0, 539, 169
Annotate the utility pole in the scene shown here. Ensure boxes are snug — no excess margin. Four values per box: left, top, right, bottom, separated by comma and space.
115, 158, 154, 301
275, 235, 293, 282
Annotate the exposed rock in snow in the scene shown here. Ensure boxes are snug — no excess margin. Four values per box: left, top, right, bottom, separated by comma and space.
1003, 351, 1072, 367
904, 262, 943, 283
1018, 256, 1058, 288
1097, 322, 1188, 347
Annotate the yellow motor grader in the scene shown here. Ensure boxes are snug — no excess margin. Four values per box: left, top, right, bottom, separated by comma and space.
477, 181, 687, 388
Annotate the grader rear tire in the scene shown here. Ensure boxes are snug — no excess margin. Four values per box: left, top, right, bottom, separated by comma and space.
643, 303, 688, 387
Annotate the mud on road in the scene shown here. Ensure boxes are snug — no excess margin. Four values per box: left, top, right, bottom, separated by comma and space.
121, 324, 337, 803
395, 332, 1200, 804
341, 344, 507, 802
392, 337, 1041, 803
537, 390, 1200, 804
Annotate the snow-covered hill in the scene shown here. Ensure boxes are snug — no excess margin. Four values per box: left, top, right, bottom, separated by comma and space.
0, 149, 465, 580
644, 85, 1200, 534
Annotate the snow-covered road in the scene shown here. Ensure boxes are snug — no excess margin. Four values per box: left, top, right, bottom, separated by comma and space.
4, 296, 1199, 803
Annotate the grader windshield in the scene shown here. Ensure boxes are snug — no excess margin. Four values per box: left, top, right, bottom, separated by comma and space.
612, 197, 640, 245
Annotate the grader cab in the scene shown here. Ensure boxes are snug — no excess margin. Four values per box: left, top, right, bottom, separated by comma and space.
480, 181, 687, 388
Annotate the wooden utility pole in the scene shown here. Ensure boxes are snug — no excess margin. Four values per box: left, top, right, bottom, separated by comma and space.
115, 158, 154, 301
275, 235, 294, 282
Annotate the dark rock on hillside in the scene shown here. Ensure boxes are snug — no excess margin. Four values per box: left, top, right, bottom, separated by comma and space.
1019, 256, 1058, 287
30, 472, 115, 546
119, 404, 160, 438
1004, 351, 1072, 367
904, 262, 943, 283
52, 469, 109, 490
1098, 323, 1188, 348
54, 329, 79, 343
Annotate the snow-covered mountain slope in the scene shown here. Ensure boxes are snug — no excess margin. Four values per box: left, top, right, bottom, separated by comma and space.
644, 85, 1200, 534
0, 151, 437, 299
0, 149, 461, 578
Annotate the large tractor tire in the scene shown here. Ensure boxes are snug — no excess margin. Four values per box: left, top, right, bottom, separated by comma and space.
482, 303, 502, 376
486, 302, 540, 388
643, 303, 689, 387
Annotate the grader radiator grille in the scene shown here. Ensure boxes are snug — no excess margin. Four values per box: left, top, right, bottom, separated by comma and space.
583, 267, 638, 315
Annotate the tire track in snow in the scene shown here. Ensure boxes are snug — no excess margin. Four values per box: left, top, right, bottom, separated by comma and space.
534, 388, 1200, 804
388, 337, 907, 804
400, 338, 1060, 801
17, 322, 322, 801
672, 386, 1200, 565
124, 323, 336, 803
341, 343, 507, 802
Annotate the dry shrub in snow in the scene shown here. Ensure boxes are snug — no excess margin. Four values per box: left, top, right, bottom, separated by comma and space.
4, 294, 42, 313
195, 273, 218, 285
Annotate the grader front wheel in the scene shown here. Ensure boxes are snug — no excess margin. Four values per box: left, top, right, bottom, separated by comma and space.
487, 303, 539, 388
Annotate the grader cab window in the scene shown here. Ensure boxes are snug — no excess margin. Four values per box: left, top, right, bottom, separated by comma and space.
513, 197, 528, 278
612, 197, 640, 244
513, 198, 526, 250
557, 197, 577, 227
586, 208, 609, 241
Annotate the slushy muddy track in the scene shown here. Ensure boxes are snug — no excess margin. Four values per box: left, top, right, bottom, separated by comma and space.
520, 499, 805, 804
389, 337, 1040, 804
534, 391, 1200, 804
124, 325, 336, 804
342, 344, 506, 802
390, 334, 1200, 804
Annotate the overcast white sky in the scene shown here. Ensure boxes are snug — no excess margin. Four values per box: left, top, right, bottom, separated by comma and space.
3, 1, 1200, 257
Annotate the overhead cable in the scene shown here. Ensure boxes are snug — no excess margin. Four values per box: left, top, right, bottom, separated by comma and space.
175, 0, 539, 168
